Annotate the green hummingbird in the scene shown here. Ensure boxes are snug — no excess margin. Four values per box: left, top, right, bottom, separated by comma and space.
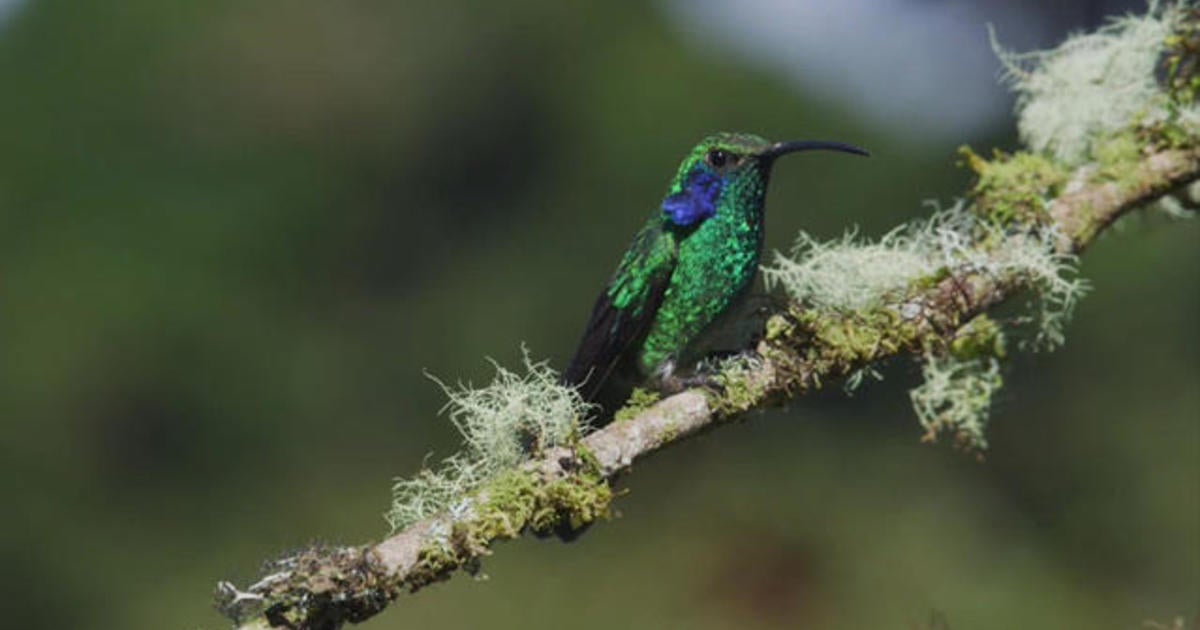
562, 132, 867, 412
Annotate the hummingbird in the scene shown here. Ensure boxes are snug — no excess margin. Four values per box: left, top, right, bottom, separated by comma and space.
562, 132, 868, 415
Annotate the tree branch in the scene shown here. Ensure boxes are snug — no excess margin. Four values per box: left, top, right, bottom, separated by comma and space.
1051, 148, 1200, 252
215, 142, 1199, 629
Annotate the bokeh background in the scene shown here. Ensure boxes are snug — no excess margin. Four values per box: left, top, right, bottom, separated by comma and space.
0, 1, 1195, 628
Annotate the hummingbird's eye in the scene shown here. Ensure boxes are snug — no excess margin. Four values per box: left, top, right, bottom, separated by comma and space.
706, 149, 731, 168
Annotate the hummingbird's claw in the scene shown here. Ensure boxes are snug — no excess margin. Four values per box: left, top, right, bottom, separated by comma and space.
659, 348, 761, 396
660, 372, 724, 395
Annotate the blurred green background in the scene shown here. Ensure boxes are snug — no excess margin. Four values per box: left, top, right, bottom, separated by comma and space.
0, 1, 1195, 629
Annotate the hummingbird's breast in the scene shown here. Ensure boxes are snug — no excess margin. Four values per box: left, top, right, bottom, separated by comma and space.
637, 191, 766, 374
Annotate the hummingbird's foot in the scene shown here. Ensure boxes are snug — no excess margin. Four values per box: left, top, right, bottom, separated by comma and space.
658, 349, 762, 396
659, 371, 724, 396
700, 348, 761, 367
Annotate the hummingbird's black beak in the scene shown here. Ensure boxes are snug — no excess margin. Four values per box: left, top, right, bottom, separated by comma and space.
759, 140, 870, 163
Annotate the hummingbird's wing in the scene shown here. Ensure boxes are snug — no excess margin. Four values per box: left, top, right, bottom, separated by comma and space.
563, 222, 677, 403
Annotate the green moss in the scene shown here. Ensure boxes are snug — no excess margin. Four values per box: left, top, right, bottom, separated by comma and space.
950, 314, 1006, 361
799, 307, 912, 363
1134, 92, 1200, 154
1164, 10, 1200, 105
1154, 10, 1200, 152
1091, 132, 1145, 189
775, 306, 926, 390
573, 442, 604, 477
401, 447, 613, 591
522, 457, 612, 536
906, 266, 952, 292
960, 146, 1069, 228
408, 542, 460, 590
767, 275, 997, 394
613, 387, 662, 423
713, 365, 767, 415
1149, 116, 1197, 150
763, 313, 795, 342
658, 423, 682, 443
714, 378, 759, 414
469, 470, 540, 542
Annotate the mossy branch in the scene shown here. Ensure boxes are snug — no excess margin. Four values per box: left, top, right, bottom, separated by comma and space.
215, 145, 1200, 630
216, 4, 1200, 628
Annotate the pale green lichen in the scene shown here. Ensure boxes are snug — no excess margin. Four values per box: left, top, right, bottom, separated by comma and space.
765, 206, 1086, 352
762, 208, 974, 314
386, 348, 592, 531
990, 233, 1089, 352
764, 201, 1086, 447
763, 226, 939, 312
915, 314, 1009, 453
910, 355, 1004, 452
993, 0, 1199, 165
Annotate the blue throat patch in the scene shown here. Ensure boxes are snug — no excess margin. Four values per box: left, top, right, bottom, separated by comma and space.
661, 169, 723, 227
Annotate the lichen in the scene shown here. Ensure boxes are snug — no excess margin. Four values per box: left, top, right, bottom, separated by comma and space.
993, 0, 1198, 165
763, 227, 940, 312
910, 355, 1004, 453
386, 348, 592, 531
764, 199, 1085, 446
995, 238, 1089, 352
762, 203, 1082, 338
904, 314, 1009, 453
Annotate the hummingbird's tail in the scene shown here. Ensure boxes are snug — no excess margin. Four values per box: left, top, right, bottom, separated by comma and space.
562, 279, 663, 424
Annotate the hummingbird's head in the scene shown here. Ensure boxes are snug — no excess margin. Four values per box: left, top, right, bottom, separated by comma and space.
660, 132, 868, 228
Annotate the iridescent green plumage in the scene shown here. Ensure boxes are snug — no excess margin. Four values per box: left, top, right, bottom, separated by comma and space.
564, 132, 866, 413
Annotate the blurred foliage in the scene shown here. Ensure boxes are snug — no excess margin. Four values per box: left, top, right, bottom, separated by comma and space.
0, 1, 1194, 629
